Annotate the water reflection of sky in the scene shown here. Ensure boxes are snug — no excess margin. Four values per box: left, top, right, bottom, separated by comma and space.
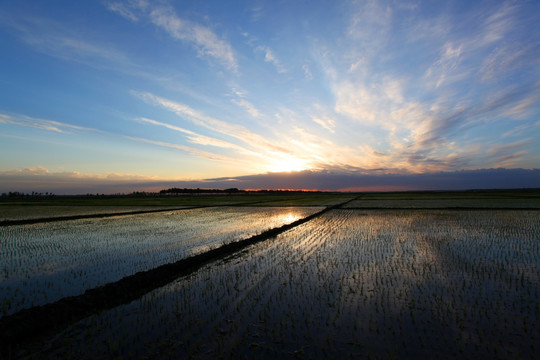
0, 206, 322, 317
29, 209, 539, 359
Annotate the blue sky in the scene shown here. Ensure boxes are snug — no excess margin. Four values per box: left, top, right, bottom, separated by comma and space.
0, 0, 539, 193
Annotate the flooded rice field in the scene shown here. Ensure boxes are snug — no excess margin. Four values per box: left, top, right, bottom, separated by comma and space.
0, 205, 188, 222
18, 209, 539, 359
343, 198, 540, 209
1, 207, 321, 316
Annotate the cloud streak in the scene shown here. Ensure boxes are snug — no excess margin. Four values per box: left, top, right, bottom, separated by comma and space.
0, 113, 97, 134
132, 91, 295, 159
0, 14, 132, 71
255, 45, 286, 73
230, 88, 261, 117
136, 117, 248, 152
124, 136, 234, 163
107, 0, 237, 70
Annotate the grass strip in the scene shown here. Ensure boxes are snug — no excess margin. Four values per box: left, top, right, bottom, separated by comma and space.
0, 199, 355, 357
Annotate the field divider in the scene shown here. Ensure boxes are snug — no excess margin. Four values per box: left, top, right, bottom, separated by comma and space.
0, 207, 196, 226
0, 198, 292, 226
0, 197, 357, 356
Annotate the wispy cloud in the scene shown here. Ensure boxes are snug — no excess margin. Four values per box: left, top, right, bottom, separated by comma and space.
0, 14, 131, 70
347, 0, 392, 48
333, 81, 381, 124
249, 5, 264, 22
0, 113, 96, 134
477, 83, 540, 120
424, 42, 465, 89
255, 45, 286, 73
320, 0, 540, 173
133, 91, 251, 140
486, 139, 530, 166
106, 0, 146, 22
422, 2, 523, 90
136, 117, 249, 152
502, 124, 530, 139
480, 44, 528, 83
230, 88, 261, 117
241, 31, 288, 75
1, 1, 537, 185
481, 2, 516, 45
107, 1, 237, 71
133, 91, 392, 173
333, 77, 405, 126
302, 64, 313, 80
312, 116, 335, 133
132, 91, 293, 156
310, 104, 335, 133
136, 117, 195, 136
125, 136, 234, 162
500, 92, 540, 120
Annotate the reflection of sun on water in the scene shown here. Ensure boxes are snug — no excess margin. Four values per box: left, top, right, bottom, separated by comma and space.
282, 213, 300, 223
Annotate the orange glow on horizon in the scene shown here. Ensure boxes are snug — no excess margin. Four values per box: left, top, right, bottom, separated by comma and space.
338, 186, 418, 192
243, 188, 327, 192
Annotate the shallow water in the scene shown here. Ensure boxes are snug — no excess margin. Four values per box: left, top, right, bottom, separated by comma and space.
343, 198, 540, 208
0, 206, 322, 316
27, 209, 540, 359
0, 205, 188, 221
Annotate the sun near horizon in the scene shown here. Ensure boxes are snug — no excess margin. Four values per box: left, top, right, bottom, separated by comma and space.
0, 1, 539, 194
266, 156, 312, 173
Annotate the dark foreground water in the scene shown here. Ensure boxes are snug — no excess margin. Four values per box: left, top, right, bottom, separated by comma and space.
19, 210, 540, 359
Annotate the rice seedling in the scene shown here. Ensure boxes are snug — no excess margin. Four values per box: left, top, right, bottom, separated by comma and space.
9, 208, 540, 359
0, 206, 321, 316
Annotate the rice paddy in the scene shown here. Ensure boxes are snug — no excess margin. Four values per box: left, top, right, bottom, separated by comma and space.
0, 206, 321, 316
1, 190, 539, 359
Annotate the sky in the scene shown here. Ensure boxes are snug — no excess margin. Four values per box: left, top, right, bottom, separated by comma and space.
0, 0, 539, 193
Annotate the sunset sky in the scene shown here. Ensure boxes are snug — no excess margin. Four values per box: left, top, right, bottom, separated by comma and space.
1, 0, 539, 193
